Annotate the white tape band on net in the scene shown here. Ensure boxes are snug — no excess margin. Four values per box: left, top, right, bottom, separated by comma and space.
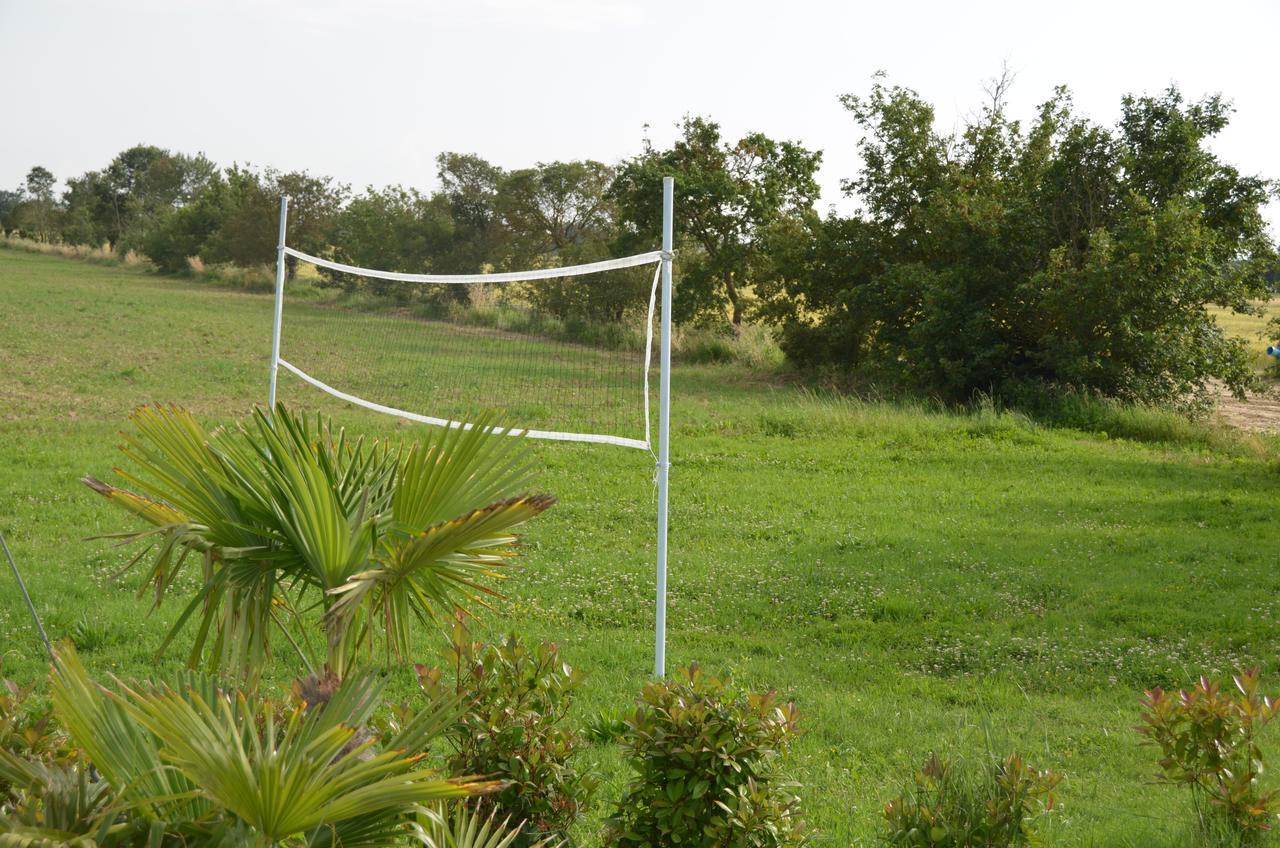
283, 246, 663, 285
642, 261, 661, 451
277, 359, 651, 450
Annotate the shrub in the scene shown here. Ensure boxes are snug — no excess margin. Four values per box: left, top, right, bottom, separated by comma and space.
0, 674, 64, 802
418, 632, 597, 847
1138, 668, 1280, 840
605, 663, 803, 848
882, 752, 1060, 847
770, 81, 1277, 406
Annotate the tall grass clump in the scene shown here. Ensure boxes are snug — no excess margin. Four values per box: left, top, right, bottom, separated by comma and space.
677, 324, 785, 368
1001, 387, 1266, 455
882, 751, 1060, 847
1, 234, 126, 267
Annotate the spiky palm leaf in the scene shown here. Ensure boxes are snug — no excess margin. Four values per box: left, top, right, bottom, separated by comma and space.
0, 755, 116, 848
83, 404, 552, 678
412, 802, 533, 848
49, 647, 213, 827
45, 646, 497, 846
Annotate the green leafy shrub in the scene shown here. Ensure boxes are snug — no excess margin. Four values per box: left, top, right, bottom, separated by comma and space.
418, 631, 597, 847
1138, 668, 1280, 840
770, 81, 1277, 406
605, 663, 803, 848
0, 674, 65, 806
882, 752, 1060, 847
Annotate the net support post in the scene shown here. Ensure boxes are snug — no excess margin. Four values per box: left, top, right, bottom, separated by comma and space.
655, 176, 674, 678
267, 195, 290, 413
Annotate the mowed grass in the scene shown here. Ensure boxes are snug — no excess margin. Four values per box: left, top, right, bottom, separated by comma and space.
4, 247, 1280, 845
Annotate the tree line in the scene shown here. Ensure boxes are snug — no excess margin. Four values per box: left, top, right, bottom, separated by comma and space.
4, 75, 1277, 407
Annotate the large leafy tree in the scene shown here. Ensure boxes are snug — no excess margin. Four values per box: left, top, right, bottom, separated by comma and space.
0, 188, 22, 233
435, 152, 506, 274
497, 160, 616, 266
612, 116, 822, 328
496, 160, 647, 321
327, 185, 455, 301
201, 166, 347, 275
200, 164, 277, 267
104, 145, 218, 251
274, 169, 350, 277
61, 170, 116, 246
771, 77, 1278, 406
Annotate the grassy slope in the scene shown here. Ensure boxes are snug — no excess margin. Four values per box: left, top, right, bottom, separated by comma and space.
3, 248, 1280, 846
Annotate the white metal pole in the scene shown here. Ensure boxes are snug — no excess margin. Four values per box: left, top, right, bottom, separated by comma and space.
268, 195, 289, 412
655, 176, 674, 678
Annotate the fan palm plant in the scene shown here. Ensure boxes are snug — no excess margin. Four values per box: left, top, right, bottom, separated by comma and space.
0, 646, 498, 847
83, 404, 554, 681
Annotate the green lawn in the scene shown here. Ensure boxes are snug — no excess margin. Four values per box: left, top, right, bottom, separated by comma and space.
3, 247, 1280, 846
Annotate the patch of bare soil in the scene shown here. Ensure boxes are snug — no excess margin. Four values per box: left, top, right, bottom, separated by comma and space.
1216, 386, 1280, 432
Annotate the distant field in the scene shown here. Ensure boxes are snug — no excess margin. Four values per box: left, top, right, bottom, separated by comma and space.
1211, 299, 1278, 373
4, 248, 1280, 846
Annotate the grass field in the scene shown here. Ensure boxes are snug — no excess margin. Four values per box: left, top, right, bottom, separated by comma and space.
4, 247, 1280, 845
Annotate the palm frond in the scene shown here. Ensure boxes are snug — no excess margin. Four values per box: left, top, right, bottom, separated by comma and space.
411, 802, 533, 848
392, 413, 537, 535
328, 495, 556, 659
112, 665, 489, 843
84, 404, 554, 678
49, 646, 211, 826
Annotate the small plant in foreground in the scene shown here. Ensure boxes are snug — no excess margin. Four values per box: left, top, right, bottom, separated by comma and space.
605, 663, 803, 848
418, 630, 596, 847
583, 708, 629, 745
1, 645, 497, 845
882, 752, 1060, 847
1138, 667, 1280, 840
0, 675, 65, 805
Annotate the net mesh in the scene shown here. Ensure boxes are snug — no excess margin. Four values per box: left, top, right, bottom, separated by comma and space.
275, 250, 663, 449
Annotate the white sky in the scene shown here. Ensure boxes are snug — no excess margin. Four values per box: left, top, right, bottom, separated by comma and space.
1, 0, 1276, 236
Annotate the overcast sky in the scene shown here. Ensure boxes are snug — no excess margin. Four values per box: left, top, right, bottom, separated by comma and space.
1, 0, 1276, 235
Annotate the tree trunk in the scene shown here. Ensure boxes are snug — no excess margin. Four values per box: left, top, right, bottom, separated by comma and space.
724, 272, 743, 334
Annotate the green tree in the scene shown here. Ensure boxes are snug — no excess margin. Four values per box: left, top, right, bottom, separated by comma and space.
61, 170, 115, 246
497, 159, 616, 265
435, 152, 505, 273
200, 164, 276, 267
12, 166, 60, 242
327, 185, 455, 302
612, 116, 822, 328
497, 159, 644, 321
273, 169, 349, 278
197, 166, 345, 276
0, 188, 20, 233
141, 173, 232, 273
103, 145, 217, 251
771, 77, 1278, 407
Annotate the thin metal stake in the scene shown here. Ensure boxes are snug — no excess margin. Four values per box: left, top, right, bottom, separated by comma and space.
267, 194, 290, 413
1, 532, 54, 663
654, 176, 674, 678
